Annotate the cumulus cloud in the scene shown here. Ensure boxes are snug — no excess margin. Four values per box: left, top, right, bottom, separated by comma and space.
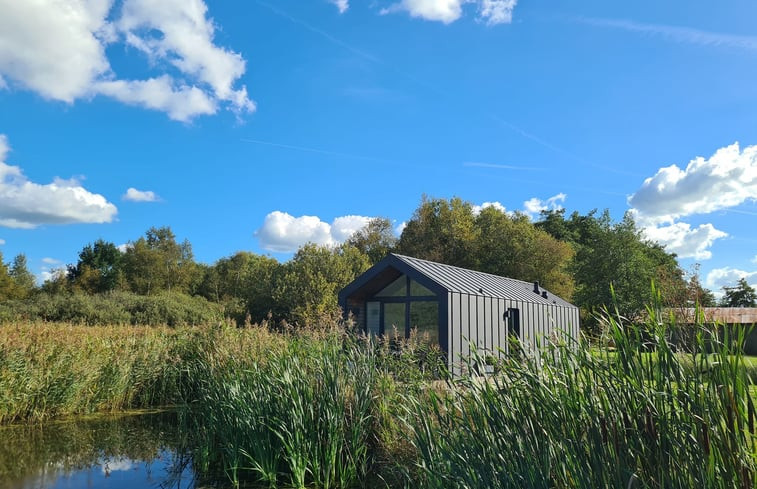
0, 0, 254, 121
0, 238, 4, 245
629, 142, 757, 260
123, 187, 160, 202
380, 0, 517, 25
629, 142, 757, 224
328, 0, 350, 13
42, 257, 61, 265
472, 201, 508, 216
705, 267, 757, 292
0, 134, 117, 228
255, 211, 373, 253
523, 193, 566, 219
640, 222, 727, 260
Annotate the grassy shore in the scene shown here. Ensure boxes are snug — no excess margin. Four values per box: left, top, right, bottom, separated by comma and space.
1, 315, 755, 488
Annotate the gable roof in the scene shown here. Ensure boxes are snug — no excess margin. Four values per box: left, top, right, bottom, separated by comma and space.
340, 253, 576, 308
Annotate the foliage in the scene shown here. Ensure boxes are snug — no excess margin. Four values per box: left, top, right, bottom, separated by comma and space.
0, 291, 222, 326
537, 209, 686, 330
198, 251, 279, 323
721, 278, 757, 308
121, 227, 199, 295
474, 206, 574, 299
67, 239, 123, 293
396, 196, 478, 269
272, 244, 370, 326
397, 196, 575, 297
345, 217, 398, 265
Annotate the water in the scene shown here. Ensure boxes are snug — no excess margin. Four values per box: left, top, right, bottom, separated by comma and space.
0, 411, 205, 489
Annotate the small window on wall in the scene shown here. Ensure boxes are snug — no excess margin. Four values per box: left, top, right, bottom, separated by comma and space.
376, 275, 406, 297
409, 279, 434, 297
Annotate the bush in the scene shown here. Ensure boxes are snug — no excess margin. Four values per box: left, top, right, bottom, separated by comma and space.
0, 291, 222, 326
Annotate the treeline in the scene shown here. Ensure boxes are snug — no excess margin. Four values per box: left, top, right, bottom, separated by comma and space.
0, 196, 729, 330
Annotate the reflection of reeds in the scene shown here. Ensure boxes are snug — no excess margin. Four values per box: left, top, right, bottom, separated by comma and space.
0, 411, 184, 484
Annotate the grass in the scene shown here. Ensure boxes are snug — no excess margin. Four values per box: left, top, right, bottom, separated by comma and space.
1, 305, 756, 488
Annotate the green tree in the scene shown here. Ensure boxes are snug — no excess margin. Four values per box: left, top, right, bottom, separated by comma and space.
720, 278, 757, 307
122, 227, 196, 295
538, 209, 685, 327
273, 243, 370, 325
346, 217, 398, 264
475, 207, 574, 299
0, 252, 18, 300
9, 254, 36, 297
68, 239, 123, 293
396, 196, 477, 268
200, 251, 280, 322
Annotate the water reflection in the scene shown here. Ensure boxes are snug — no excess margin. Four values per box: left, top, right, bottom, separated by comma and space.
0, 411, 199, 489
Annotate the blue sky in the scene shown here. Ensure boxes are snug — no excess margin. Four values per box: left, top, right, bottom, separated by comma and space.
0, 0, 756, 295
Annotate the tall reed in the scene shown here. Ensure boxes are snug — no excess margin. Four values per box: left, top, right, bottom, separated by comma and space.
404, 302, 756, 488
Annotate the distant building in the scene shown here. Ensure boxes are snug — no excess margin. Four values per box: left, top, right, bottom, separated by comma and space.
338, 253, 580, 373
669, 307, 757, 354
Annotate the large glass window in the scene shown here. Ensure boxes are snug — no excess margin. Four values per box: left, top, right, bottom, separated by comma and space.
376, 276, 406, 297
410, 301, 439, 345
383, 303, 406, 339
410, 279, 434, 296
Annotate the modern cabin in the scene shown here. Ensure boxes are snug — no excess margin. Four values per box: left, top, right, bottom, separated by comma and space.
338, 253, 580, 372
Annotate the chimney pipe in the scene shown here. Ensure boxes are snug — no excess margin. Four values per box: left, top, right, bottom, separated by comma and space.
541, 291, 548, 299
533, 281, 540, 294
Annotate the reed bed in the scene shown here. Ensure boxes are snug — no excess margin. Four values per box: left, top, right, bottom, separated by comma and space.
2, 309, 756, 488
405, 307, 757, 489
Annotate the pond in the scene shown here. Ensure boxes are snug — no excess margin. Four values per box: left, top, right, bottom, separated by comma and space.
0, 410, 213, 489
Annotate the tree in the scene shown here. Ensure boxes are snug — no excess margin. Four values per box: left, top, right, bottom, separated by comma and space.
9, 254, 36, 297
273, 243, 370, 325
121, 227, 196, 295
720, 278, 757, 307
537, 209, 685, 328
396, 196, 478, 269
345, 217, 398, 264
68, 239, 123, 293
0, 252, 18, 300
474, 207, 574, 299
199, 251, 280, 322
396, 196, 575, 298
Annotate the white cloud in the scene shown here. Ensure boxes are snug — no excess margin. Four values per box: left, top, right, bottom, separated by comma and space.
123, 187, 160, 202
629, 142, 757, 260
330, 215, 372, 242
96, 77, 217, 121
328, 0, 349, 13
752, 255, 757, 264
629, 142, 757, 224
42, 257, 61, 265
0, 0, 254, 121
640, 222, 727, 260
117, 243, 131, 253
0, 134, 117, 228
0, 239, 4, 245
523, 193, 566, 219
40, 267, 65, 284
380, 0, 517, 25
255, 211, 373, 253
472, 201, 508, 216
705, 267, 757, 292
395, 220, 407, 235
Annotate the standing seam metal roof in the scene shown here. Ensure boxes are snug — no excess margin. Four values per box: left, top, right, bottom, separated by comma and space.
392, 253, 576, 308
